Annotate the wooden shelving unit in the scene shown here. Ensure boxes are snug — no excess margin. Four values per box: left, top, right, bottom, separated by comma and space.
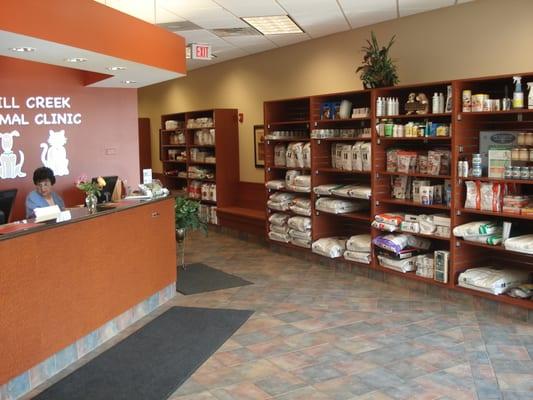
160, 109, 239, 224
263, 73, 533, 310
452, 72, 533, 298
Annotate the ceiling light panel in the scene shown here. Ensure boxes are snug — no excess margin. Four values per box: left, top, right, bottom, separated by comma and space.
242, 15, 303, 35
338, 0, 397, 28
213, 0, 286, 17
399, 0, 454, 17
104, 0, 157, 23
277, 0, 350, 38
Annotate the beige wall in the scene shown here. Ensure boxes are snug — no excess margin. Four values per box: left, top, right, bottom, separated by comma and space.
138, 0, 533, 183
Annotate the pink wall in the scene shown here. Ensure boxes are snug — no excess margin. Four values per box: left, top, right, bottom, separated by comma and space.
0, 56, 140, 220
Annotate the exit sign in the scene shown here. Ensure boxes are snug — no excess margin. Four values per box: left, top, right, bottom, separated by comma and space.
191, 43, 212, 60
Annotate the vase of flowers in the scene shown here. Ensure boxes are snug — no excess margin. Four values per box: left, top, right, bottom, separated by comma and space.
174, 196, 207, 269
76, 175, 106, 214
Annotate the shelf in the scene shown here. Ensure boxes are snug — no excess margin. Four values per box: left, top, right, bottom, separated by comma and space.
379, 198, 450, 210
164, 175, 188, 180
460, 109, 533, 117
314, 117, 371, 123
372, 226, 450, 241
267, 166, 311, 172
377, 136, 451, 142
313, 137, 372, 142
376, 113, 452, 119
162, 160, 187, 164
161, 129, 185, 133
315, 210, 371, 222
377, 266, 451, 287
459, 208, 533, 220
266, 187, 311, 195
186, 126, 215, 130
459, 177, 533, 185
267, 208, 310, 218
189, 144, 216, 148
456, 239, 532, 256
265, 138, 310, 143
316, 168, 370, 175
267, 120, 309, 126
454, 286, 533, 310
188, 177, 216, 183
189, 161, 216, 166
162, 144, 186, 147
378, 171, 451, 179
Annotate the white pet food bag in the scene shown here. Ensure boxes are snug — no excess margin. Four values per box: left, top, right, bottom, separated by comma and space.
346, 234, 371, 252
303, 143, 311, 169
274, 144, 287, 166
312, 237, 347, 258
340, 144, 353, 171
286, 143, 296, 168
287, 216, 312, 232
292, 142, 305, 168
361, 142, 372, 171
352, 142, 364, 171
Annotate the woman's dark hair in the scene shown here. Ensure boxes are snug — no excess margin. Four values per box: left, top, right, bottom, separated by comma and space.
33, 166, 56, 185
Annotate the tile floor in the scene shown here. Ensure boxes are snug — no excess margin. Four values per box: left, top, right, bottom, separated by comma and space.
24, 230, 533, 400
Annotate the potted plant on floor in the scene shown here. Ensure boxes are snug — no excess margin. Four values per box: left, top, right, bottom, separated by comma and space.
175, 196, 207, 268
356, 31, 399, 89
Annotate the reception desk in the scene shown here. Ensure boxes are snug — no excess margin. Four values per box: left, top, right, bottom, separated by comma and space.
0, 197, 177, 392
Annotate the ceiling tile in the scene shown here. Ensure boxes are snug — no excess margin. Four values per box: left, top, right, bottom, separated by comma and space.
104, 0, 156, 23
265, 33, 310, 47
223, 35, 277, 53
277, 0, 350, 38
338, 0, 397, 28
399, 0, 455, 17
213, 0, 285, 17
155, 6, 186, 24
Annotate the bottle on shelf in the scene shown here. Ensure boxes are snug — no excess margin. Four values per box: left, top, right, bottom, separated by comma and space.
376, 97, 383, 117
432, 93, 439, 114
512, 76, 524, 109
502, 85, 511, 111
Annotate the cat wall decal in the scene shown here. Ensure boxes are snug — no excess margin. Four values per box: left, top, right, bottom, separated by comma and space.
40, 129, 70, 176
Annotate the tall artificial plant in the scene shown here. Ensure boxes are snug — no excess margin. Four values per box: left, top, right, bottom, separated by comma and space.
356, 31, 399, 89
174, 196, 207, 234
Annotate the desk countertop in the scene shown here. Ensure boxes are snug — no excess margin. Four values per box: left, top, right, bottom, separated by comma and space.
0, 196, 172, 241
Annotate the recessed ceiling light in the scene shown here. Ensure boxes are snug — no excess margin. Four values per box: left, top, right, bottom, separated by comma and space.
121, 80, 137, 84
242, 15, 303, 35
10, 47, 35, 52
107, 66, 126, 71
65, 57, 87, 63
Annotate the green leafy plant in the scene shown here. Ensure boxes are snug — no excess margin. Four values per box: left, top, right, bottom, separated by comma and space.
356, 31, 399, 89
174, 196, 207, 234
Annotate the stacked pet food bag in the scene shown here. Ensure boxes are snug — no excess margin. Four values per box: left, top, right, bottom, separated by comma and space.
453, 220, 533, 299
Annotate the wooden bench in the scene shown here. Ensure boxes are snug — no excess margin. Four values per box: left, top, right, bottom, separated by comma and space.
217, 182, 266, 237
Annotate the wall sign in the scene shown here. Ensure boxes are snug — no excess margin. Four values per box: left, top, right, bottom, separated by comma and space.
191, 43, 212, 60
0, 96, 81, 179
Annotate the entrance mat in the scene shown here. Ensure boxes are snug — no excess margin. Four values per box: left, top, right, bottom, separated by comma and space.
32, 306, 253, 400
177, 263, 253, 295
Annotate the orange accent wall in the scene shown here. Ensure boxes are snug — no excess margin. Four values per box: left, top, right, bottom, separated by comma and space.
0, 56, 140, 221
0, 198, 177, 384
0, 0, 185, 75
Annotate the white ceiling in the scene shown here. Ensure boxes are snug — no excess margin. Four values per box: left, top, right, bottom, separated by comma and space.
95, 0, 474, 71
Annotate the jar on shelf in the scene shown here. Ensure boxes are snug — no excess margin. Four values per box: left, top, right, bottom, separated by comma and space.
517, 132, 526, 146
519, 148, 529, 161
504, 165, 513, 179
526, 132, 533, 146
512, 166, 521, 179
511, 147, 520, 161
520, 166, 530, 180
530, 148, 533, 161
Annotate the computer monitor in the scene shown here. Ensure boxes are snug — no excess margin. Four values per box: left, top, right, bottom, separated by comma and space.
0, 189, 17, 224
92, 176, 118, 203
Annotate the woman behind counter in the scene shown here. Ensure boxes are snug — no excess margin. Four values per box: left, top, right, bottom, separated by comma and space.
26, 166, 65, 218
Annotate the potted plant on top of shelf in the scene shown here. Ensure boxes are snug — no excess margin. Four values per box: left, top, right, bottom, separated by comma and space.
356, 31, 399, 89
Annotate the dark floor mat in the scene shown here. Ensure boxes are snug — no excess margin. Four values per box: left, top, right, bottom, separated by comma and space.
32, 306, 253, 400
177, 263, 253, 295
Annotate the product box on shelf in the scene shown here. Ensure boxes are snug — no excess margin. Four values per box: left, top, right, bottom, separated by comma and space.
488, 149, 511, 178
479, 131, 519, 169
